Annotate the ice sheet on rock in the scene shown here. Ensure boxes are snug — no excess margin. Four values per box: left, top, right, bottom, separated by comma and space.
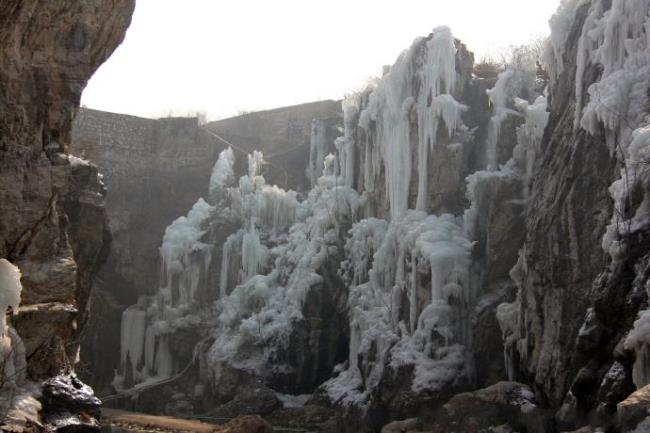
229, 155, 300, 236
625, 309, 650, 388
603, 125, 650, 261
361, 47, 416, 221
276, 392, 311, 408
496, 300, 521, 381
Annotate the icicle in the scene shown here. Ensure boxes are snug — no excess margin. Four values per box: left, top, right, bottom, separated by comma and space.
338, 96, 360, 188
308, 118, 334, 187
248, 151, 264, 178
209, 147, 235, 198
485, 70, 518, 171
409, 251, 418, 334
241, 229, 268, 280
425, 26, 458, 96
120, 304, 146, 378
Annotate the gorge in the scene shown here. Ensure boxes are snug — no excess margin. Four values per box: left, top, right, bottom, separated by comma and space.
2, 1, 650, 433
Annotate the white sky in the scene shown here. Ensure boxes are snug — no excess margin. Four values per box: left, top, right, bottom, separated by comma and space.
81, 0, 561, 120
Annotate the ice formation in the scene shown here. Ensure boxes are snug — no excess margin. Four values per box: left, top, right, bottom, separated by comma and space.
308, 118, 335, 187
326, 212, 473, 404
477, 73, 549, 379
353, 26, 466, 218
566, 0, 650, 264
159, 198, 215, 308
627, 303, 650, 388
578, 0, 650, 144
510, 96, 549, 185
0, 259, 26, 390
544, 0, 584, 82
485, 70, 518, 171
209, 156, 362, 378
209, 146, 235, 197
115, 24, 553, 409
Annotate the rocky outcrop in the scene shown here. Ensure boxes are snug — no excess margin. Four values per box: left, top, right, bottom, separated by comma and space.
506, 5, 616, 403
40, 373, 103, 432
423, 381, 547, 433
0, 0, 134, 429
496, 1, 650, 432
618, 384, 650, 432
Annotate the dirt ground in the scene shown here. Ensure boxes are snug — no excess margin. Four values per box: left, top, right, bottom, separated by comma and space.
102, 408, 222, 433
101, 409, 277, 433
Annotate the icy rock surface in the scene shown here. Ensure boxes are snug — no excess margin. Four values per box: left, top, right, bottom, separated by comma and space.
489, 3, 650, 427
41, 374, 101, 418
114, 24, 551, 423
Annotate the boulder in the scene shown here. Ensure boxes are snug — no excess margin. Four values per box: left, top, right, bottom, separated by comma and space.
618, 385, 650, 432
423, 382, 546, 433
213, 415, 273, 433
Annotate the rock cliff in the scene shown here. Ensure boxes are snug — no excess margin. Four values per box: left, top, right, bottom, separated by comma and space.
0, 0, 133, 430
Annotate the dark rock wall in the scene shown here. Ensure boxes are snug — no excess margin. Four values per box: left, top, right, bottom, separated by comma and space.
499, 2, 650, 431
512, 1, 617, 405
0, 0, 134, 381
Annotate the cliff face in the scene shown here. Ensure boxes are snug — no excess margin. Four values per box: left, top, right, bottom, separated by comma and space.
507, 1, 616, 402
496, 1, 650, 431
0, 0, 133, 429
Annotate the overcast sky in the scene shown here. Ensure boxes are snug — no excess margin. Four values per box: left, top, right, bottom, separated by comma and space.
81, 0, 561, 120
